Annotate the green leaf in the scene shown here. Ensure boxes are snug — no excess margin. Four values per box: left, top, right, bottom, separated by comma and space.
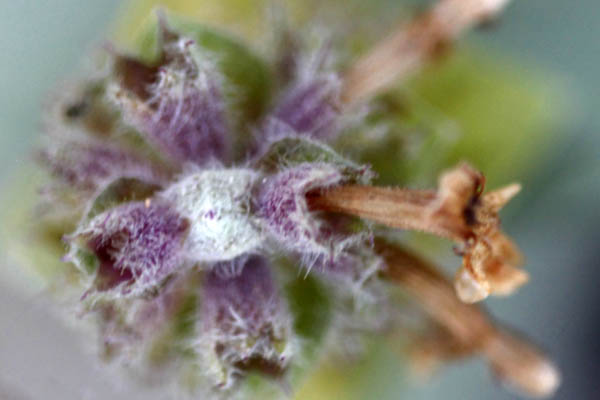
407, 50, 568, 187
340, 50, 569, 188
285, 274, 332, 344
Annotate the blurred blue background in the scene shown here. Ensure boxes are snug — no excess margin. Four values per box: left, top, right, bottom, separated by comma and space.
0, 1, 598, 399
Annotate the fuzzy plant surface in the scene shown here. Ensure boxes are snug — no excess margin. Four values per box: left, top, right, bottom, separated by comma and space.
14, 0, 565, 399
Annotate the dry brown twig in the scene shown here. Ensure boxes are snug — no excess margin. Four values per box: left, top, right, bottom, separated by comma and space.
342, 0, 512, 105
376, 240, 560, 398
308, 162, 528, 303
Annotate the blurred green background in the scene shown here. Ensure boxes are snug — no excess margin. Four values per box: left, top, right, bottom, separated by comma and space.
0, 1, 598, 399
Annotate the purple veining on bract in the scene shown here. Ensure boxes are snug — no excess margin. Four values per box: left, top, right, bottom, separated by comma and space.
201, 255, 292, 383
204, 256, 282, 337
268, 75, 342, 141
38, 138, 167, 191
256, 163, 344, 258
71, 201, 189, 296
144, 64, 228, 165
115, 27, 228, 167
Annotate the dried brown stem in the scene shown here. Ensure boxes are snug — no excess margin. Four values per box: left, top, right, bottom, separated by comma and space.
375, 239, 491, 343
308, 163, 528, 303
342, 0, 512, 105
376, 240, 560, 398
308, 185, 467, 241
408, 329, 475, 379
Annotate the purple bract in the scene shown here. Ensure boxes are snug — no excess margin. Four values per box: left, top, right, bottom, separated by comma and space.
256, 163, 346, 259
267, 75, 342, 141
114, 28, 228, 167
69, 201, 189, 297
200, 255, 292, 386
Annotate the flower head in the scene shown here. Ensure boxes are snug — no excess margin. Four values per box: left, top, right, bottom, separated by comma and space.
28, 2, 560, 399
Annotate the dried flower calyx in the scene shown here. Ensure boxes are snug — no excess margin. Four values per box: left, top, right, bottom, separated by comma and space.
308, 163, 528, 303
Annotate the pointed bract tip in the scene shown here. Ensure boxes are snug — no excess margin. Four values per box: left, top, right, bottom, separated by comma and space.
484, 182, 522, 212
